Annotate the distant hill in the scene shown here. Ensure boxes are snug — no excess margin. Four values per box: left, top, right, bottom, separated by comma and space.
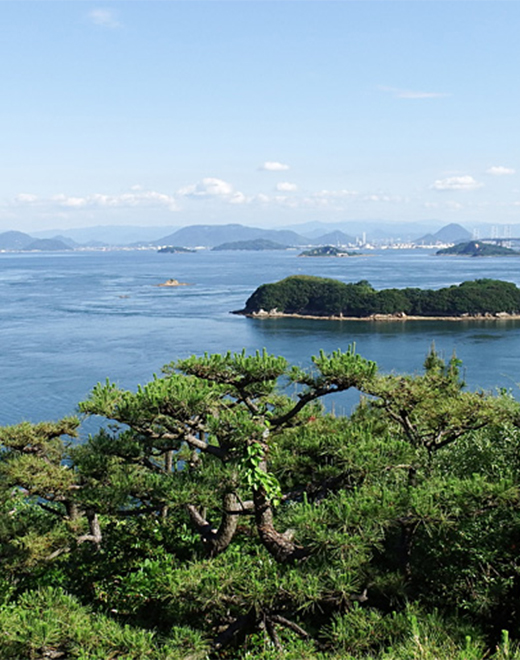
155, 224, 310, 248
212, 238, 288, 251
415, 223, 472, 245
311, 230, 355, 245
0, 231, 35, 250
24, 238, 73, 251
436, 241, 520, 257
435, 223, 473, 243
50, 235, 80, 248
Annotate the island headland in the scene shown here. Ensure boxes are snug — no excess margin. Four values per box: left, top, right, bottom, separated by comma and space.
234, 275, 520, 320
298, 245, 360, 257
436, 241, 520, 257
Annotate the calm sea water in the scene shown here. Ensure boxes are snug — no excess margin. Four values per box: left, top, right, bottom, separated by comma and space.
2, 248, 520, 429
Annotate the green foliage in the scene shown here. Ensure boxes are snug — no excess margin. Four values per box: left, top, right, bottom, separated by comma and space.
0, 586, 209, 659
3, 348, 520, 658
242, 275, 520, 317
299, 245, 357, 257
241, 442, 282, 505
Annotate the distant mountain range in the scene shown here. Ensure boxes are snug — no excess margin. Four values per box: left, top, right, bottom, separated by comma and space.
33, 224, 178, 245
154, 224, 311, 248
19, 220, 463, 248
153, 224, 359, 248
0, 221, 511, 251
0, 231, 72, 251
0, 225, 355, 251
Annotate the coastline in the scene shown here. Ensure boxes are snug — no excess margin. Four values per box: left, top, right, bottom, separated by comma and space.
234, 310, 520, 322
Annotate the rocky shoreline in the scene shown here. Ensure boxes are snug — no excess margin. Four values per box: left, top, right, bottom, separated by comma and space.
157, 278, 191, 287
234, 308, 520, 322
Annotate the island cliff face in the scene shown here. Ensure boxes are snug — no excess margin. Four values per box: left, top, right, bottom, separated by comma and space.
236, 275, 520, 319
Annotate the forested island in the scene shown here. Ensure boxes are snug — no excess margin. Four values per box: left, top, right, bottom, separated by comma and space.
3, 348, 520, 658
158, 246, 195, 253
436, 240, 520, 257
298, 245, 357, 257
237, 275, 520, 319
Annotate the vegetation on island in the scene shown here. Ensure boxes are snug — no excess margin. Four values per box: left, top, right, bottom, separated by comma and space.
436, 241, 520, 257
212, 238, 289, 251
158, 246, 195, 253
298, 245, 357, 257
238, 275, 520, 318
3, 348, 520, 658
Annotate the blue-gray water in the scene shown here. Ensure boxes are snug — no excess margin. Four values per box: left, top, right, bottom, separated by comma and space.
2, 248, 520, 429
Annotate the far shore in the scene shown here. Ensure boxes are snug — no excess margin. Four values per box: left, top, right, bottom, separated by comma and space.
233, 310, 520, 322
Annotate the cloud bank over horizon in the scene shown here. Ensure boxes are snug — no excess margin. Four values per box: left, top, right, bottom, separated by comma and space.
4, 163, 518, 232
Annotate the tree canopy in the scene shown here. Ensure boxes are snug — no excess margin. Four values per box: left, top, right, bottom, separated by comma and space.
2, 348, 520, 658
238, 275, 520, 317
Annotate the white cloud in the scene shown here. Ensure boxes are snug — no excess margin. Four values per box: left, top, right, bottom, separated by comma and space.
446, 201, 463, 210
52, 194, 88, 208
176, 178, 258, 206
302, 196, 330, 208
311, 190, 405, 204
431, 175, 483, 191
177, 177, 235, 198
88, 9, 120, 28
273, 195, 300, 208
362, 193, 407, 203
426, 200, 464, 210
14, 193, 38, 204
260, 161, 290, 171
45, 190, 178, 211
229, 192, 248, 205
379, 86, 449, 100
95, 191, 177, 209
486, 166, 516, 176
276, 182, 298, 192
314, 189, 358, 199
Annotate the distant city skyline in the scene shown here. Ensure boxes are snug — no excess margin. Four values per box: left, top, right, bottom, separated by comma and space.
1, 1, 520, 232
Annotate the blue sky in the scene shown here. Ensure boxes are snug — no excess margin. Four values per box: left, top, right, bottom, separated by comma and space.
1, 1, 520, 232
